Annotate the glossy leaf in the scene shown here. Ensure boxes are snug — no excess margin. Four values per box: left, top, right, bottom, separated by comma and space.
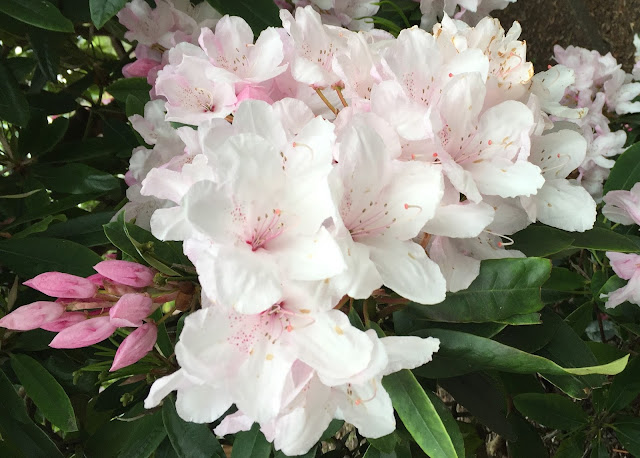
162, 396, 224, 458
0, 237, 102, 277
506, 413, 548, 458
0, 369, 63, 457
382, 370, 458, 458
511, 224, 575, 257
570, 227, 640, 252
32, 164, 120, 194
230, 423, 271, 458
606, 356, 640, 412
425, 390, 465, 458
90, 0, 127, 28
406, 258, 551, 323
206, 0, 280, 34
612, 417, 640, 457
512, 393, 587, 430
0, 0, 74, 32
106, 78, 152, 104
0, 59, 30, 126
119, 410, 167, 458
11, 354, 78, 432
415, 329, 628, 378
603, 142, 640, 193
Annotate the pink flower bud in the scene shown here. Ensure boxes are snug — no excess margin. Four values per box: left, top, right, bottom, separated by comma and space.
110, 323, 158, 371
86, 273, 105, 286
49, 316, 117, 349
0, 301, 65, 331
109, 294, 153, 328
93, 260, 155, 288
41, 312, 87, 332
24, 272, 97, 299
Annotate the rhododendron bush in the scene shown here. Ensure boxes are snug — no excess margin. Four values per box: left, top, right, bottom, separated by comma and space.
2, 0, 640, 457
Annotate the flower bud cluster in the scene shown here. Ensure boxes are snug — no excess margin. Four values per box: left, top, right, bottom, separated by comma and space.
0, 260, 175, 372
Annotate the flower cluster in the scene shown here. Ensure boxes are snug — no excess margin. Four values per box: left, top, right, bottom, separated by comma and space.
111, 3, 608, 454
552, 45, 640, 199
0, 260, 184, 372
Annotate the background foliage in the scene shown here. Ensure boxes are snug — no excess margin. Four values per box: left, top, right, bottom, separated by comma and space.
0, 1, 639, 457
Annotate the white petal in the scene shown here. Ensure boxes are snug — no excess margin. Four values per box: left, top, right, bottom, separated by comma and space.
176, 383, 233, 423
428, 236, 481, 293
465, 158, 544, 198
535, 179, 597, 232
381, 336, 440, 376
366, 238, 446, 304
423, 200, 494, 238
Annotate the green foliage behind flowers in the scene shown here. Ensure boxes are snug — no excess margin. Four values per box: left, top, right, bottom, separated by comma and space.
0, 1, 639, 457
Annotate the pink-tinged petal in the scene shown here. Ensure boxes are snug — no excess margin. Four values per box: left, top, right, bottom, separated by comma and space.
41, 312, 87, 332
606, 252, 640, 280
122, 59, 161, 79
49, 316, 117, 349
24, 272, 97, 299
94, 260, 155, 288
0, 301, 65, 331
109, 294, 153, 328
110, 323, 157, 371
86, 273, 105, 286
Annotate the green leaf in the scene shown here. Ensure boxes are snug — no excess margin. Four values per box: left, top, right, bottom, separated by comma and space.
512, 393, 587, 431
511, 224, 575, 257
612, 417, 640, 456
32, 164, 120, 194
104, 216, 191, 273
382, 370, 458, 458
506, 413, 548, 458
368, 432, 399, 454
0, 0, 74, 32
589, 435, 609, 458
0, 237, 102, 277
90, 0, 127, 28
0, 59, 30, 126
570, 227, 640, 252
494, 308, 561, 353
28, 28, 62, 82
604, 142, 640, 193
12, 214, 66, 238
19, 116, 69, 156
541, 267, 586, 303
414, 329, 628, 378
438, 373, 515, 440
0, 369, 63, 457
425, 391, 465, 458
554, 433, 585, 458
10, 354, 78, 432
126, 94, 146, 118
39, 211, 115, 246
106, 78, 152, 104
606, 356, 640, 412
162, 396, 224, 458
205, 0, 280, 35
118, 410, 168, 458
230, 423, 272, 458
406, 258, 551, 323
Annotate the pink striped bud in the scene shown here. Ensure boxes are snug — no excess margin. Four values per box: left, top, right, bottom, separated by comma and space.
24, 272, 97, 299
49, 316, 117, 349
0, 301, 65, 331
93, 260, 155, 288
41, 312, 87, 332
110, 323, 157, 371
109, 294, 153, 328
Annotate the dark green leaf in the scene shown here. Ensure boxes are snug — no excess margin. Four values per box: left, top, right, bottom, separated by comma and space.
230, 423, 271, 458
406, 258, 551, 323
0, 237, 102, 277
512, 393, 587, 431
39, 211, 115, 246
19, 115, 69, 156
511, 224, 575, 257
612, 417, 640, 456
32, 164, 120, 194
10, 353, 78, 432
382, 370, 458, 458
506, 413, 548, 458
106, 78, 151, 104
571, 227, 640, 252
604, 142, 640, 193
541, 267, 586, 303
565, 302, 594, 336
494, 308, 561, 352
0, 59, 30, 126
126, 94, 146, 118
0, 0, 74, 32
90, 0, 128, 28
425, 391, 465, 458
12, 214, 66, 238
368, 432, 399, 454
606, 356, 640, 412
414, 329, 627, 378
438, 373, 515, 440
0, 369, 63, 458
162, 396, 224, 458
27, 90, 78, 115
589, 435, 609, 458
118, 410, 167, 458
28, 28, 61, 82
205, 0, 280, 35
